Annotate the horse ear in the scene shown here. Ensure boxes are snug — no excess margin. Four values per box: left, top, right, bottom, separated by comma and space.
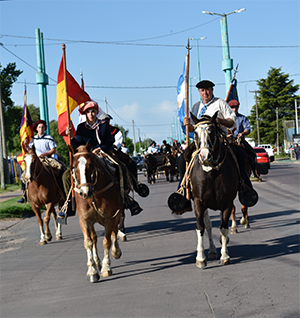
68, 145, 74, 155
190, 112, 199, 124
86, 142, 92, 152
212, 112, 218, 123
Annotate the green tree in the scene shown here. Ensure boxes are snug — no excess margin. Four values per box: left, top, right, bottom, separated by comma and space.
248, 67, 299, 146
0, 63, 23, 153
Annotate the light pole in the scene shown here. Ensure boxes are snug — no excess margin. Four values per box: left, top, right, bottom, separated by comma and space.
189, 76, 197, 109
189, 37, 207, 81
202, 8, 246, 92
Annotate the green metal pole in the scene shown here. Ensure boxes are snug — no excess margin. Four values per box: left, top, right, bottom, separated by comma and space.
196, 39, 201, 81
35, 28, 50, 134
220, 15, 233, 93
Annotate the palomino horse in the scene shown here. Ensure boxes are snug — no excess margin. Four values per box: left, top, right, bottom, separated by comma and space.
71, 143, 122, 283
23, 146, 66, 245
188, 113, 239, 268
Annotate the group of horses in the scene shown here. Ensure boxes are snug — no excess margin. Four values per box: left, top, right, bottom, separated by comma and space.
143, 151, 178, 184
22, 112, 258, 282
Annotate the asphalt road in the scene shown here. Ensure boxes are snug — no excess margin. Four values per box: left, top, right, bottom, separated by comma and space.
1, 160, 299, 318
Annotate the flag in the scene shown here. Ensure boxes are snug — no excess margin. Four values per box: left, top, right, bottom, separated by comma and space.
56, 57, 91, 144
17, 87, 34, 170
225, 78, 239, 103
177, 56, 193, 139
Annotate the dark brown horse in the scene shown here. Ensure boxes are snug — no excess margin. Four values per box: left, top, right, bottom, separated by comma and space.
162, 152, 177, 182
143, 154, 157, 184
23, 146, 66, 245
189, 113, 239, 268
71, 143, 122, 283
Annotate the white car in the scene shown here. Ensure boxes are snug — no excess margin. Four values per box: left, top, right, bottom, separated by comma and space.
257, 144, 274, 162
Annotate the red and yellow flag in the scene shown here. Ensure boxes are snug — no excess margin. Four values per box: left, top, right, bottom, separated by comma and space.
17, 86, 34, 170
55, 57, 91, 144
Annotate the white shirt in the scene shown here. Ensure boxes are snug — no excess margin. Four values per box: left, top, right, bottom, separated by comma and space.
191, 97, 236, 134
29, 133, 57, 157
114, 130, 123, 149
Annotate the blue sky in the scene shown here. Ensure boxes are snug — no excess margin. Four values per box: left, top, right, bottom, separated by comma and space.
1, 0, 299, 146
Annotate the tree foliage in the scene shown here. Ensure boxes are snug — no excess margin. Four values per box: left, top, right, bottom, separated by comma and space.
248, 67, 299, 145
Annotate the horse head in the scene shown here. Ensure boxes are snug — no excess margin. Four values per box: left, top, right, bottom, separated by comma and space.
192, 112, 220, 166
72, 142, 99, 199
24, 145, 39, 182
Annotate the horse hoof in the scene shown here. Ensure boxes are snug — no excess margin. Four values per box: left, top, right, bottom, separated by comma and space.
112, 250, 122, 259
56, 235, 63, 240
87, 273, 100, 283
40, 241, 47, 245
118, 231, 127, 242
240, 217, 246, 225
196, 259, 207, 269
208, 252, 218, 259
231, 228, 238, 234
101, 270, 112, 277
45, 236, 52, 242
220, 258, 230, 266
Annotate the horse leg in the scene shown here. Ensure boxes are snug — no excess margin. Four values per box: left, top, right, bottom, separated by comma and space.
203, 209, 217, 259
91, 225, 101, 272
79, 219, 100, 283
231, 205, 238, 234
165, 168, 169, 182
240, 205, 250, 228
44, 203, 53, 242
111, 221, 122, 260
51, 206, 62, 240
118, 210, 127, 241
101, 227, 113, 277
219, 207, 231, 265
32, 207, 47, 245
194, 199, 207, 268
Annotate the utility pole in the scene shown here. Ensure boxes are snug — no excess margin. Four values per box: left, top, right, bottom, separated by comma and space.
276, 107, 279, 155
138, 128, 141, 154
104, 97, 108, 113
0, 79, 10, 184
250, 90, 260, 145
132, 120, 137, 156
295, 99, 299, 134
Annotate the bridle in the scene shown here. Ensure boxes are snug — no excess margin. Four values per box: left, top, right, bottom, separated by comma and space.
72, 151, 120, 219
24, 153, 44, 182
194, 119, 227, 171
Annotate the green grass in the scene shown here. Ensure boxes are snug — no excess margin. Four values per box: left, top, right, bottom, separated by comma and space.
0, 197, 37, 219
0, 183, 22, 195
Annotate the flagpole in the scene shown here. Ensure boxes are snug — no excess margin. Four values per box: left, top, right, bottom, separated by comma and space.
185, 38, 191, 147
62, 44, 75, 208
225, 64, 239, 102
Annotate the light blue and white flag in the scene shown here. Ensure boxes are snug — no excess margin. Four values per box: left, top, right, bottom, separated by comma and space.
177, 56, 193, 138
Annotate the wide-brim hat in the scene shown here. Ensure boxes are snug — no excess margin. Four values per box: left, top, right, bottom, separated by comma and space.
98, 113, 113, 121
33, 119, 47, 133
196, 80, 215, 89
228, 100, 240, 107
79, 101, 99, 114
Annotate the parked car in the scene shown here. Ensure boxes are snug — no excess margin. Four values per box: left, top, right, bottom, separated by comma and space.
131, 155, 144, 171
257, 144, 274, 162
253, 147, 270, 170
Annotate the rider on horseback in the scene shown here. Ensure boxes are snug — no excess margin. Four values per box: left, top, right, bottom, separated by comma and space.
177, 80, 253, 213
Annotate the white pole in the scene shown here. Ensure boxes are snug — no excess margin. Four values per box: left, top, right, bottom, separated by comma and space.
295, 99, 299, 134
132, 120, 137, 156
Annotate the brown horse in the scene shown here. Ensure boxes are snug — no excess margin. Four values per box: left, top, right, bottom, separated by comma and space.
162, 152, 177, 182
71, 143, 122, 283
23, 146, 66, 245
189, 113, 239, 268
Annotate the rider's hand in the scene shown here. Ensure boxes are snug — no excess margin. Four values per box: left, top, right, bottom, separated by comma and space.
92, 148, 101, 155
66, 127, 73, 138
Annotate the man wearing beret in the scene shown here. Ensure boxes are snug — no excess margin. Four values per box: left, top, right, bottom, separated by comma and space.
228, 100, 251, 139
183, 80, 236, 133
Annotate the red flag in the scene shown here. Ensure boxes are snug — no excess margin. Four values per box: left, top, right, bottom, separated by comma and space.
55, 58, 91, 144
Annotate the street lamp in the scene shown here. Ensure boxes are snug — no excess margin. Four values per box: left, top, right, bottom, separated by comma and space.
202, 8, 246, 92
189, 37, 207, 81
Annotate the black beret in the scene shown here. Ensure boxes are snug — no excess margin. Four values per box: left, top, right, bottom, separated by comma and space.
196, 80, 215, 89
